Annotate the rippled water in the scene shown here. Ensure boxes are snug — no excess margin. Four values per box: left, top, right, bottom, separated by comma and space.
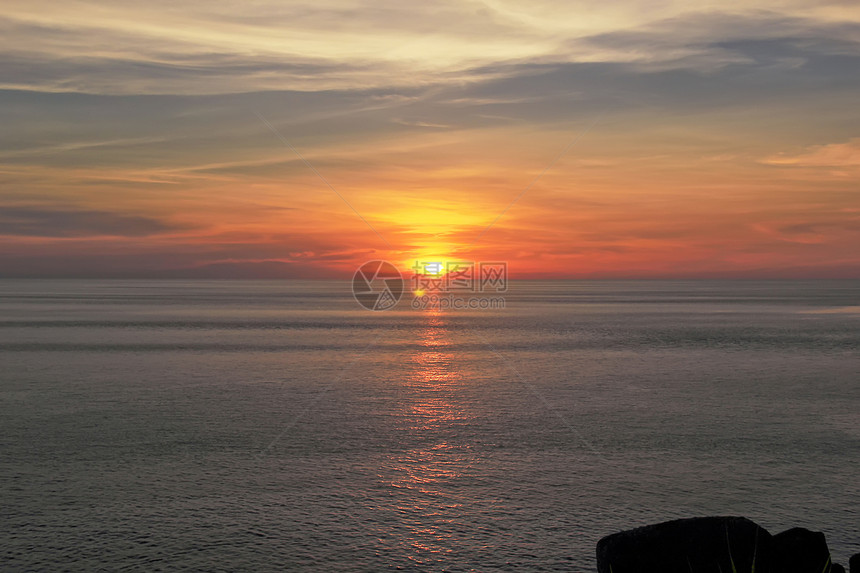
1, 280, 858, 571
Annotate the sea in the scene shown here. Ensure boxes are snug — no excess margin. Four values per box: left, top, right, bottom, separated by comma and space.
1, 279, 858, 571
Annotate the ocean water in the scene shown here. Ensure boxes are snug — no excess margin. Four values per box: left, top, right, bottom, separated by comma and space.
1, 279, 858, 572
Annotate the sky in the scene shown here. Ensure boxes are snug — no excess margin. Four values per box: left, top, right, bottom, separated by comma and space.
1, 0, 859, 279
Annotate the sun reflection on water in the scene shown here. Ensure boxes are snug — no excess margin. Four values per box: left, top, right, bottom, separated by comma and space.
382, 308, 479, 566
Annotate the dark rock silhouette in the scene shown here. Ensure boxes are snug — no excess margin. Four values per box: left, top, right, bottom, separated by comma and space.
596, 516, 771, 573
771, 527, 833, 573
596, 517, 845, 573
850, 553, 860, 573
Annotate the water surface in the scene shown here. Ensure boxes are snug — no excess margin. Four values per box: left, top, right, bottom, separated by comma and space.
1, 280, 858, 571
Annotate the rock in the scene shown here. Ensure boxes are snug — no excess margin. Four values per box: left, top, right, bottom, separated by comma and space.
850, 553, 860, 573
771, 527, 833, 573
596, 516, 771, 573
832, 564, 845, 573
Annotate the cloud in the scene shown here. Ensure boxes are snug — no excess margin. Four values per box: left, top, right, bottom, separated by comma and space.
0, 206, 187, 237
0, 239, 376, 278
762, 138, 860, 166
0, 49, 385, 95
0, 135, 175, 160
2, 4, 860, 95
575, 11, 860, 65
153, 260, 341, 279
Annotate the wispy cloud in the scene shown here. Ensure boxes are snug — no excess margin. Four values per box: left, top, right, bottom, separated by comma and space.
2, 3, 859, 94
0, 206, 189, 237
762, 138, 860, 167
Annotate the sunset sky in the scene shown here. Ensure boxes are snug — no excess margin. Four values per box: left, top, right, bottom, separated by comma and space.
2, 0, 859, 278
